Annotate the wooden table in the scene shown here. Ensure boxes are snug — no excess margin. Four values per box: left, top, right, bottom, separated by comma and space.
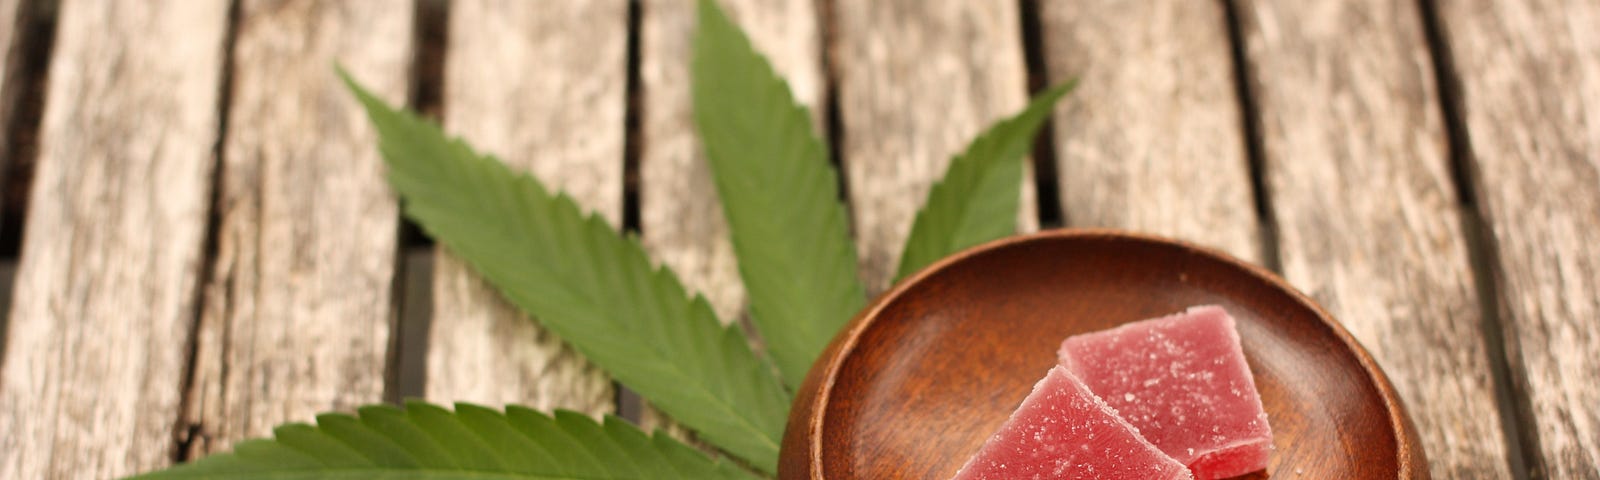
0, 0, 1593, 478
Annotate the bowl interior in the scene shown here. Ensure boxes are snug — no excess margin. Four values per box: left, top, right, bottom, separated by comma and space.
796, 232, 1419, 478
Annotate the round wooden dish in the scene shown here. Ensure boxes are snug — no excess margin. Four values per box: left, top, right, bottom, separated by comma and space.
780, 229, 1426, 479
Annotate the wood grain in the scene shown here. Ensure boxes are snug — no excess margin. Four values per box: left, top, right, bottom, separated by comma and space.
0, 1, 230, 477
1234, 0, 1510, 476
424, 0, 625, 414
831, 0, 1034, 291
181, 0, 413, 455
1433, 0, 1600, 476
1037, 0, 1261, 264
636, 0, 823, 439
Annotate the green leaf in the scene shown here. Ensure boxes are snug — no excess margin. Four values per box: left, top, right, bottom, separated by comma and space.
692, 0, 866, 388
339, 72, 789, 473
128, 402, 759, 480
894, 81, 1077, 281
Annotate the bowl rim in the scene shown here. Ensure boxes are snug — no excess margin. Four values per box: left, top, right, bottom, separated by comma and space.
781, 228, 1426, 479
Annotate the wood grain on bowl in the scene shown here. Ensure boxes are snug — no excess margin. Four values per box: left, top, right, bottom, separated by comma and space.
780, 229, 1427, 479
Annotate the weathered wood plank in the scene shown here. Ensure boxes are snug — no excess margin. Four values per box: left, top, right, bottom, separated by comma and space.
1037, 0, 1260, 263
1235, 0, 1510, 476
636, 0, 823, 434
831, 0, 1034, 291
424, 0, 625, 414
181, 0, 413, 455
0, 1, 230, 477
1433, 0, 1600, 476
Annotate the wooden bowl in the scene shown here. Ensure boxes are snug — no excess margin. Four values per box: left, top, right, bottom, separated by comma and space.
781, 229, 1426, 479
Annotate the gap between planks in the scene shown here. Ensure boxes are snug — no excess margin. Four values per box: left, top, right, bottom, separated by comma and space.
1016, 0, 1065, 229
421, 0, 623, 417
829, 0, 1037, 293
615, 0, 646, 424
173, 0, 242, 462
181, 0, 415, 458
0, 0, 59, 362
0, 2, 233, 476
1219, 0, 1281, 274
1227, 0, 1516, 476
1035, 0, 1262, 265
384, 0, 451, 407
1417, 0, 1533, 477
1422, 0, 1600, 476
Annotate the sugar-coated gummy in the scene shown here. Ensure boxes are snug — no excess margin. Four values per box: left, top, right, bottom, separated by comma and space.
951, 366, 1192, 480
1058, 305, 1273, 480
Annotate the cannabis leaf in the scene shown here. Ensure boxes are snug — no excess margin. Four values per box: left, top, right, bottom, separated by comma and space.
130, 6, 1080, 477
894, 81, 1077, 281
693, 0, 866, 388
130, 401, 758, 480
341, 73, 789, 473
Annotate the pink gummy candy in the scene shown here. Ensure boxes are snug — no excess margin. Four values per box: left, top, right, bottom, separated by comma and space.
952, 366, 1192, 480
1058, 305, 1273, 480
